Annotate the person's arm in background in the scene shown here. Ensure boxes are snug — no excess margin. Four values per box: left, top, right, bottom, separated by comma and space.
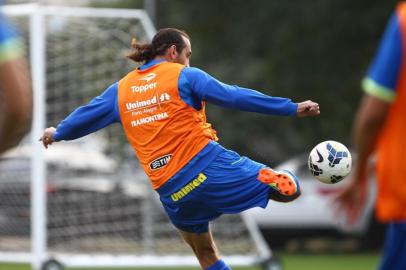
40, 82, 121, 148
179, 67, 319, 117
352, 95, 390, 186
339, 95, 390, 223
334, 12, 400, 223
0, 14, 32, 154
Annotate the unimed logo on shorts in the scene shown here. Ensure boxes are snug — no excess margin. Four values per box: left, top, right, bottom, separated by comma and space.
171, 173, 207, 202
150, 154, 172, 170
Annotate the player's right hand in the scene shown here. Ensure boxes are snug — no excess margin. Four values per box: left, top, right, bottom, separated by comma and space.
296, 100, 320, 117
39, 127, 56, 149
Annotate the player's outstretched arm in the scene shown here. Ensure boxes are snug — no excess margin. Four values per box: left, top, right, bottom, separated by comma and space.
0, 57, 32, 154
38, 82, 120, 149
0, 15, 32, 155
296, 100, 320, 117
182, 67, 321, 117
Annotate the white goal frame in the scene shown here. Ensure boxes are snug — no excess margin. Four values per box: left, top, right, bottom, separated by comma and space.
0, 4, 272, 270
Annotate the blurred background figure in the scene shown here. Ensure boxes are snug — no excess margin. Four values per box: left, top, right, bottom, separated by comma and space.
334, 2, 406, 270
0, 5, 32, 155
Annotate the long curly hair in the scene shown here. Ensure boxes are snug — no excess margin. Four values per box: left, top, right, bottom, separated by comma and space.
127, 28, 190, 63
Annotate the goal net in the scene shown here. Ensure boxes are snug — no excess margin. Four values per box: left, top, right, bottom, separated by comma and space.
0, 4, 272, 270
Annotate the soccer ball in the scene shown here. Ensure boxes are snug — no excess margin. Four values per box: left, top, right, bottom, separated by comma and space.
308, 140, 352, 184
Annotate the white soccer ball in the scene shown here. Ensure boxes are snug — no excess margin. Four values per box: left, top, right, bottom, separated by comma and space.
308, 140, 352, 184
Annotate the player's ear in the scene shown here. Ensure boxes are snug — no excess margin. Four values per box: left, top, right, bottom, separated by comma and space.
168, 44, 177, 60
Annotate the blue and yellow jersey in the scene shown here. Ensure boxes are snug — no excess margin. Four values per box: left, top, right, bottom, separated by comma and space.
365, 3, 406, 222
53, 59, 298, 189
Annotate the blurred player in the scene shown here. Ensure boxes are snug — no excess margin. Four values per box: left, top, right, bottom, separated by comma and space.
40, 28, 320, 270
334, 3, 406, 270
0, 11, 32, 155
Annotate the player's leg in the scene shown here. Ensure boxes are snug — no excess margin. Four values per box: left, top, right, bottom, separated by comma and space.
199, 148, 301, 212
179, 228, 231, 270
378, 222, 406, 270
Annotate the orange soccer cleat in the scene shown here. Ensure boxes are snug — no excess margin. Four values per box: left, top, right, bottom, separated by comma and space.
258, 168, 301, 202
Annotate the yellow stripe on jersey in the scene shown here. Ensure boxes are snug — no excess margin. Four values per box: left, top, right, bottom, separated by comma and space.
0, 38, 24, 63
362, 78, 396, 103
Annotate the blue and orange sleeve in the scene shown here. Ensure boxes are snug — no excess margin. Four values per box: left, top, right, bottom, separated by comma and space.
179, 67, 298, 116
363, 13, 402, 102
53, 82, 121, 141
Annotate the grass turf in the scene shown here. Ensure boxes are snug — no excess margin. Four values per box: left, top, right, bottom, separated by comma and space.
0, 253, 380, 270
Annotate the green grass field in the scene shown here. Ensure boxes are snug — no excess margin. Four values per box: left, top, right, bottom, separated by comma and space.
0, 253, 380, 270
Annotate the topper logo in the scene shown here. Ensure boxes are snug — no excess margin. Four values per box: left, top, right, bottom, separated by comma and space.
139, 73, 156, 82
131, 82, 157, 93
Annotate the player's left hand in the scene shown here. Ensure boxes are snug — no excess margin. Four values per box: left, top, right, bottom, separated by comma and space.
296, 100, 320, 117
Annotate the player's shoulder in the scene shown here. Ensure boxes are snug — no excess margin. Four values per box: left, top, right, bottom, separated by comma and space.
182, 66, 206, 74
397, 2, 406, 16
181, 66, 211, 83
0, 14, 20, 42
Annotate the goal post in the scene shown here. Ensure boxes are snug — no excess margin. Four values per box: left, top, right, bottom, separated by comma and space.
0, 4, 275, 270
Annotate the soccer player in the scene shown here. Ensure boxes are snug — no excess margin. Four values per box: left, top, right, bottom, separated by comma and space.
0, 11, 32, 154
334, 3, 406, 270
40, 28, 320, 270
